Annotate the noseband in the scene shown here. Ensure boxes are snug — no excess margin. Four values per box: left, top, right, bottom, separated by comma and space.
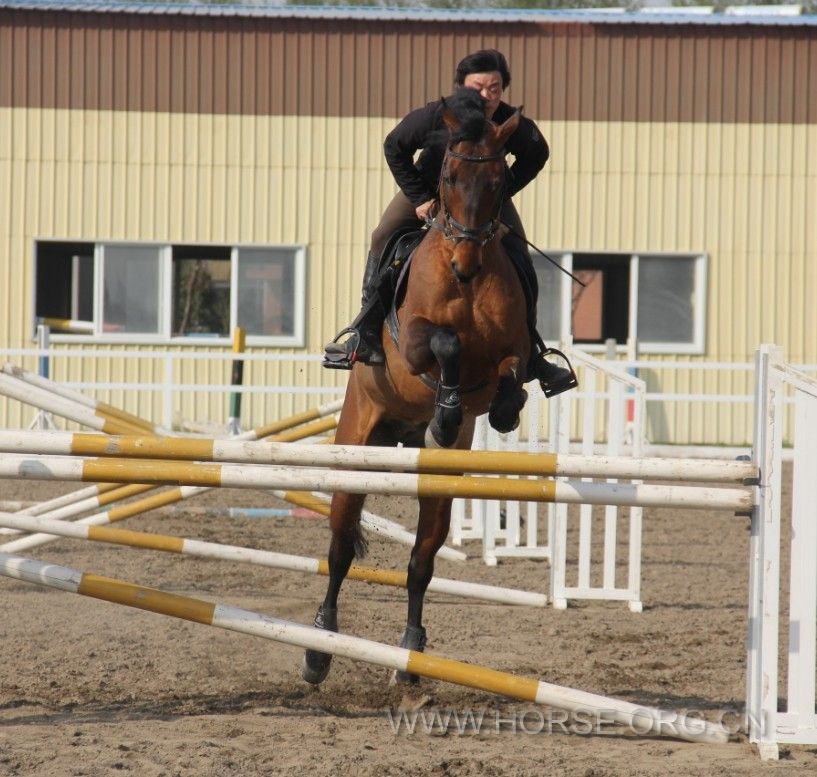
431, 146, 505, 247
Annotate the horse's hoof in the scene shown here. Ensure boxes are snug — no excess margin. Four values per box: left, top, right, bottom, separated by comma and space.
301, 651, 333, 685
488, 408, 520, 434
390, 625, 427, 685
301, 605, 338, 685
424, 423, 457, 449
389, 668, 421, 686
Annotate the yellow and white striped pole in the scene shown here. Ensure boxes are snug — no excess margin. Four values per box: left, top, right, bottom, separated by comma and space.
0, 551, 729, 745
0, 429, 756, 483
0, 371, 143, 435
2, 363, 158, 434
242, 398, 344, 441
0, 454, 755, 511
0, 511, 541, 606
0, 483, 156, 537
0, 417, 466, 561
0, 417, 339, 554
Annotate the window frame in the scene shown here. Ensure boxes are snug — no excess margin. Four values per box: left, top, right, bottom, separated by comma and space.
32, 239, 307, 348
535, 250, 707, 355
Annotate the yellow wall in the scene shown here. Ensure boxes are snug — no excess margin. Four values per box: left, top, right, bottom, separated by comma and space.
1, 106, 815, 442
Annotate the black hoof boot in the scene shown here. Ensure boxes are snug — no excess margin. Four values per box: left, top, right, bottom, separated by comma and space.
301, 605, 338, 685
390, 625, 427, 685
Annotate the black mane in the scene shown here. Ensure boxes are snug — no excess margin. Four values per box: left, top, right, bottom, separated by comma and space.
440, 87, 489, 145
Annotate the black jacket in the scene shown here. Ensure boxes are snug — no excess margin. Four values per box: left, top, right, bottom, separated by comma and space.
383, 99, 549, 208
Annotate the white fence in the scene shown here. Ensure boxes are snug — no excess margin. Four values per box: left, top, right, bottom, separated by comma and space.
1, 340, 813, 444
747, 345, 817, 758
451, 343, 646, 611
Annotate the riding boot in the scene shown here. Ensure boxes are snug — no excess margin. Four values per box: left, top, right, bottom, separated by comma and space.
500, 232, 578, 397
528, 344, 579, 398
323, 252, 387, 369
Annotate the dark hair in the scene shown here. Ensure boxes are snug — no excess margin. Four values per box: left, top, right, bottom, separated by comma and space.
454, 49, 511, 90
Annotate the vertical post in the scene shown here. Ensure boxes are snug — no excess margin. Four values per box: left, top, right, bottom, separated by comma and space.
627, 377, 645, 613
577, 368, 596, 593
37, 324, 50, 380
624, 336, 639, 445
228, 327, 246, 436
746, 344, 783, 760
32, 324, 55, 431
785, 387, 817, 735
550, 386, 571, 609
163, 355, 174, 432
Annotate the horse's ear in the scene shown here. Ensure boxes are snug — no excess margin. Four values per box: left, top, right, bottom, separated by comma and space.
441, 96, 460, 133
494, 109, 521, 147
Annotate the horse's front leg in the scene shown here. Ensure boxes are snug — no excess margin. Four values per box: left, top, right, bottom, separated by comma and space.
301, 490, 367, 684
393, 418, 474, 685
401, 317, 462, 448
488, 355, 528, 433
302, 378, 380, 685
391, 495, 451, 684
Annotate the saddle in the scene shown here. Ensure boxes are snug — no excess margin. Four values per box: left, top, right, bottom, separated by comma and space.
322, 227, 425, 371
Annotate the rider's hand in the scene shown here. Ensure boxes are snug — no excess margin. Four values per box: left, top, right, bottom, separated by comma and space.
415, 199, 436, 221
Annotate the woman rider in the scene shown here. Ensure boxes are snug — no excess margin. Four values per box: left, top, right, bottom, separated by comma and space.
324, 49, 575, 396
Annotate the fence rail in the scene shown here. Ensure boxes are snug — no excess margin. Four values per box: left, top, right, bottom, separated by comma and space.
0, 344, 810, 445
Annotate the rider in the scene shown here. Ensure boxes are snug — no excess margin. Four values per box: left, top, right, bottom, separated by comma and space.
324, 49, 575, 395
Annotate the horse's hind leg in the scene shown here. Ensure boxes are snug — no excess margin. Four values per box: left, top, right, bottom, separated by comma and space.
301, 490, 366, 684
488, 355, 527, 433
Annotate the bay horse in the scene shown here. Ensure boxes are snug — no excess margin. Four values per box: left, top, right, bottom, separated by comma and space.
302, 91, 530, 685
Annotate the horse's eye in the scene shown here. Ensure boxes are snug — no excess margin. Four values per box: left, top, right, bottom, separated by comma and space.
444, 175, 456, 187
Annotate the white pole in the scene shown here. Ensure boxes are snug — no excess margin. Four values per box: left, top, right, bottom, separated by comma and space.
0, 511, 541, 606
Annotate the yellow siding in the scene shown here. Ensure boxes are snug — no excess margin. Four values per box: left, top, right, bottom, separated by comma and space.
1, 106, 816, 443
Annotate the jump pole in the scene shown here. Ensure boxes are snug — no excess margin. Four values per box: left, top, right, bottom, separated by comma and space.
0, 372, 145, 435
2, 363, 159, 435
0, 430, 757, 483
0, 551, 728, 744
0, 420, 467, 562
0, 483, 156, 537
264, 491, 467, 561
0, 511, 543, 606
0, 417, 339, 553
0, 455, 754, 511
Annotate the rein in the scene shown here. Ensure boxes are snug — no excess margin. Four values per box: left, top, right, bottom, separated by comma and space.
431, 145, 505, 247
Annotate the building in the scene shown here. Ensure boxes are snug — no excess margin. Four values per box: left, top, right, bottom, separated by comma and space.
1, 1, 815, 442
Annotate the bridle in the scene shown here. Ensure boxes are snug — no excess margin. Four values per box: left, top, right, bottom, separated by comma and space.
430, 145, 506, 247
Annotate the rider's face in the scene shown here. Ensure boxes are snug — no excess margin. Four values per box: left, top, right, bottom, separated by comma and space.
463, 71, 504, 119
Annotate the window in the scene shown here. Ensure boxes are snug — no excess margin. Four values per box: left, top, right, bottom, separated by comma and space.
34, 241, 306, 346
532, 251, 706, 354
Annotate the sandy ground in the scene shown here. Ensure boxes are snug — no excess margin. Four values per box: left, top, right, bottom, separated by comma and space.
1, 469, 816, 777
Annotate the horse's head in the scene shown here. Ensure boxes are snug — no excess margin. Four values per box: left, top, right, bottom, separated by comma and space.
439, 92, 521, 283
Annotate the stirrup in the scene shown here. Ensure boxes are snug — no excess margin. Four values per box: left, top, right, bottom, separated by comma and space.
322, 328, 385, 370
536, 347, 579, 398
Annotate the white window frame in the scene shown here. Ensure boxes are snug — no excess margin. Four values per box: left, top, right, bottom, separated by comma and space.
33, 239, 307, 348
538, 250, 707, 356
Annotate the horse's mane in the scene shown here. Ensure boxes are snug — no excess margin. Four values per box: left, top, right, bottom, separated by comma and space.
435, 87, 489, 146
